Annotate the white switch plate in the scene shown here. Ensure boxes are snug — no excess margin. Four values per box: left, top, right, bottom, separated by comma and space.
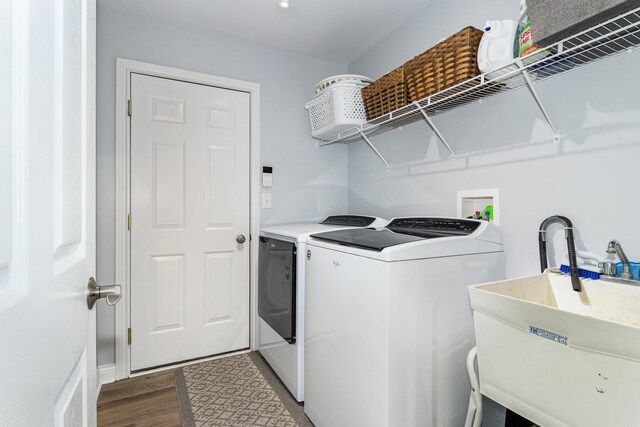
262, 193, 272, 209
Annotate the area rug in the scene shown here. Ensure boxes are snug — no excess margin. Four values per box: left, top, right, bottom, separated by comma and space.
174, 352, 313, 427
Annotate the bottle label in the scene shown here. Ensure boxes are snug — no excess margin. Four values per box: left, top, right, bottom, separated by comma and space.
519, 27, 533, 46
519, 24, 539, 57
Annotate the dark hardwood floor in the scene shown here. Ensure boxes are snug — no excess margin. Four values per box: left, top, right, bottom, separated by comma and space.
97, 369, 181, 427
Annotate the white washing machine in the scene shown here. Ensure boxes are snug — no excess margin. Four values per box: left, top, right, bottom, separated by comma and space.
258, 215, 388, 402
304, 217, 506, 427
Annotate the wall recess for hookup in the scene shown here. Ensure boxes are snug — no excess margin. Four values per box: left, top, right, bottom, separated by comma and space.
457, 189, 500, 225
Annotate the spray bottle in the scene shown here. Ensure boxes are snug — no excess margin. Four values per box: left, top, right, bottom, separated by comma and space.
514, 0, 547, 58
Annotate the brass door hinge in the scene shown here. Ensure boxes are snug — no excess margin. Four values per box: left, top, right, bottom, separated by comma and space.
128, 328, 132, 345
127, 99, 132, 117
127, 214, 132, 231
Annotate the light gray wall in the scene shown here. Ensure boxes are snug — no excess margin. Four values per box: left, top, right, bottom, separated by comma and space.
347, 0, 640, 280
96, 5, 348, 366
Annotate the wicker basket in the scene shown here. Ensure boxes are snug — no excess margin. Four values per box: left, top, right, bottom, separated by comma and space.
360, 67, 410, 120
404, 26, 483, 102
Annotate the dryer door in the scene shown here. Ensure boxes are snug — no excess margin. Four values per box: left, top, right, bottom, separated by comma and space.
258, 237, 296, 343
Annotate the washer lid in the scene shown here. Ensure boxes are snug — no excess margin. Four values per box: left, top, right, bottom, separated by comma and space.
261, 215, 388, 242
310, 228, 422, 252
309, 217, 503, 261
311, 218, 485, 252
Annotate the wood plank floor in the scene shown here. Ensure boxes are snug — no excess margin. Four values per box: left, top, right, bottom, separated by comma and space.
97, 369, 181, 427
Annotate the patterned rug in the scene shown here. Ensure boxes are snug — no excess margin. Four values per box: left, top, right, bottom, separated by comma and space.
174, 352, 313, 427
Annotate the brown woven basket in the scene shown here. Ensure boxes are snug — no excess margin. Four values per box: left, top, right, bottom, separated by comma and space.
404, 26, 483, 102
361, 67, 410, 120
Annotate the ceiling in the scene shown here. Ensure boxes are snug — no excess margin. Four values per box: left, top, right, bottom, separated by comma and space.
98, 0, 434, 64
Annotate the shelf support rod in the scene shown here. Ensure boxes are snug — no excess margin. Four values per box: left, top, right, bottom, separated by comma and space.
516, 59, 560, 142
413, 102, 455, 159
358, 130, 390, 170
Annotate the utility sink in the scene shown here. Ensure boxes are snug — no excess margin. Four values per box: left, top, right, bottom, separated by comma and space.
469, 272, 640, 427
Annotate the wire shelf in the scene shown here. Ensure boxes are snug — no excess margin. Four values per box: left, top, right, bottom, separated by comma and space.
319, 6, 640, 146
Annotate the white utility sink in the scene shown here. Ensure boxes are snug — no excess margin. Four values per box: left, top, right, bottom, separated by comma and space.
469, 272, 640, 427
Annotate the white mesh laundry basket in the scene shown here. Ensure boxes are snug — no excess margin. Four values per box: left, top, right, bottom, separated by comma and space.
305, 81, 369, 140
314, 74, 373, 94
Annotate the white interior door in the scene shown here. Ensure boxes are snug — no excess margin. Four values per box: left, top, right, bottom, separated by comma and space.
0, 0, 97, 425
130, 73, 250, 371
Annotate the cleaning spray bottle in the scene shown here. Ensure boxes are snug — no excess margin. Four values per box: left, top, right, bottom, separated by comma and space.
514, 0, 547, 59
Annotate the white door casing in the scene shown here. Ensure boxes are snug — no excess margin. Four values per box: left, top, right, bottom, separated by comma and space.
0, 0, 97, 425
114, 60, 261, 380
130, 73, 251, 370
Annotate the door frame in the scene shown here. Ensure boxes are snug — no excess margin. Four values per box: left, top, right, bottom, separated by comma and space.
114, 58, 260, 380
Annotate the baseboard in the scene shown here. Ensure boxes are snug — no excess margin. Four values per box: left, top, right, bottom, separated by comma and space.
99, 364, 116, 387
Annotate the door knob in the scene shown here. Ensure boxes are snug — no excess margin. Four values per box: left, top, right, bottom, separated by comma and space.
87, 277, 122, 309
236, 234, 246, 244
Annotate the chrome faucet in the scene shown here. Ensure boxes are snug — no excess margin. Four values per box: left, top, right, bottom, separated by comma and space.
605, 239, 633, 280
539, 215, 581, 292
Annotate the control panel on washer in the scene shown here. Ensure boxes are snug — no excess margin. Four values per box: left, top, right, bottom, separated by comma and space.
387, 217, 480, 236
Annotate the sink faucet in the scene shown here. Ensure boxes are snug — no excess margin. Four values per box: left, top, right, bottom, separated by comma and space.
539, 215, 581, 292
605, 240, 633, 280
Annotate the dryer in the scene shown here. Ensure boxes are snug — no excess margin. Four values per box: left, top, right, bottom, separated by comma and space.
258, 215, 388, 402
304, 217, 506, 427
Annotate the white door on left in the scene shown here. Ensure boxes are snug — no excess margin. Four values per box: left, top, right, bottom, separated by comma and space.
0, 0, 99, 425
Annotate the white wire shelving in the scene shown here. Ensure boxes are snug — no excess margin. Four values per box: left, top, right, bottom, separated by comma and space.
319, 6, 640, 169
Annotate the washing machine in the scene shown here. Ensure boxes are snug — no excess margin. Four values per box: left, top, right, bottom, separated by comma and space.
304, 217, 506, 427
258, 215, 388, 402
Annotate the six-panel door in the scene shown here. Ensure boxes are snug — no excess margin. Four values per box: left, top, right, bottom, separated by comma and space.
130, 73, 251, 370
0, 0, 97, 424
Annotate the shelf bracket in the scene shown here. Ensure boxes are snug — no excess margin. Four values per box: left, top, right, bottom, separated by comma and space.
414, 102, 455, 159
516, 59, 560, 142
358, 130, 390, 170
